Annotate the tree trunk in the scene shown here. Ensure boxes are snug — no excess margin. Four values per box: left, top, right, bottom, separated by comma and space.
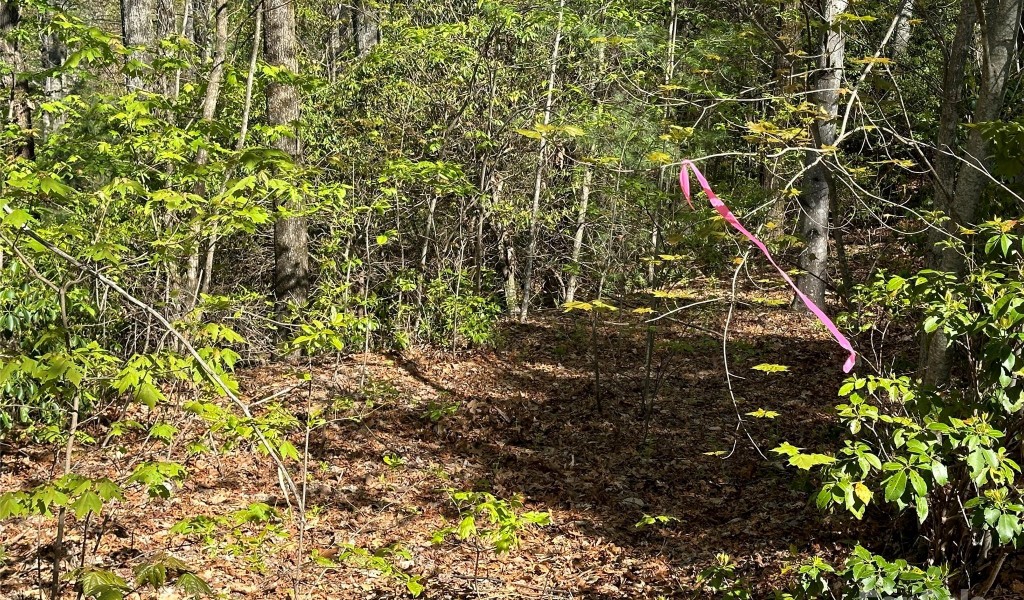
519, 0, 564, 322
890, 0, 915, 58
40, 2, 71, 138
190, 0, 209, 60
264, 0, 309, 316
920, 0, 1023, 386
352, 0, 378, 56
565, 162, 592, 304
121, 0, 156, 92
795, 0, 848, 308
236, 4, 261, 150
154, 0, 176, 94
189, 0, 228, 300
1, 1, 32, 159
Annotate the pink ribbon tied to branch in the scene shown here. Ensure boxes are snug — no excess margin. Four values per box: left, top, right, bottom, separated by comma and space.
679, 159, 856, 373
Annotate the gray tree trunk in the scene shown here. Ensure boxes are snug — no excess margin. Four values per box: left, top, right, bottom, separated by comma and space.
190, 0, 209, 60
353, 0, 378, 56
264, 0, 308, 315
40, 2, 72, 137
565, 163, 592, 304
236, 4, 261, 149
191, 0, 228, 299
795, 0, 848, 308
121, 0, 156, 92
1, 1, 32, 159
920, 0, 1024, 386
890, 0, 915, 58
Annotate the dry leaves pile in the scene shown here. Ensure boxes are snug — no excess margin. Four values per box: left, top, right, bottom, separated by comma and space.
3, 294, 1021, 598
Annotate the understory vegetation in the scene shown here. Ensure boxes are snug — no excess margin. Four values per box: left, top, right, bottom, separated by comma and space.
1, 0, 1023, 597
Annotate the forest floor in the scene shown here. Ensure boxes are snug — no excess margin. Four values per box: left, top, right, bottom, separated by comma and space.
3, 286, 1023, 599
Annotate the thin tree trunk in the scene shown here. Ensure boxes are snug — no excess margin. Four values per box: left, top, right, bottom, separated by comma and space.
189, 0, 227, 302
519, 0, 564, 322
191, 0, 210, 59
795, 0, 848, 308
890, 0, 915, 58
155, 0, 175, 93
265, 0, 309, 316
236, 4, 261, 150
565, 161, 592, 304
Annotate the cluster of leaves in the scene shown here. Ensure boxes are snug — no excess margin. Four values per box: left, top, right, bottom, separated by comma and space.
776, 222, 1024, 587
74, 554, 212, 600
171, 502, 287, 572
433, 490, 552, 554
315, 543, 425, 597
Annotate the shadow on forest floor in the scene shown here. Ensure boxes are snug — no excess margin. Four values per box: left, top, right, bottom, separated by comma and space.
279, 302, 877, 598
1, 298, 918, 600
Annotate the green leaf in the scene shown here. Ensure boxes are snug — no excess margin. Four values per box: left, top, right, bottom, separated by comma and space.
908, 470, 927, 497
134, 561, 167, 590
134, 381, 164, 408
278, 440, 299, 461
789, 453, 836, 470
406, 576, 425, 597
915, 495, 929, 524
996, 513, 1019, 544
931, 462, 948, 486
752, 363, 790, 373
0, 492, 25, 518
175, 572, 213, 598
456, 515, 476, 540
772, 442, 801, 457
79, 568, 128, 600
39, 176, 74, 198
71, 490, 103, 519
3, 208, 32, 228
884, 471, 907, 502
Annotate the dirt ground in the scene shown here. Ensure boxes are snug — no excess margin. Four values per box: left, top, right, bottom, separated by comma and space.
2, 293, 1022, 598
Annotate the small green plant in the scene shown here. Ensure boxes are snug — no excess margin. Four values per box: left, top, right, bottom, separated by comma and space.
383, 451, 405, 468
171, 502, 287, 572
635, 514, 679, 528
433, 490, 551, 554
316, 543, 424, 597
695, 553, 751, 599
423, 400, 459, 423
776, 546, 951, 599
69, 553, 213, 600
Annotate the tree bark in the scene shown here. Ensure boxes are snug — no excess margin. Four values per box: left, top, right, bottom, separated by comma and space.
795, 0, 848, 308
1, 0, 32, 159
190, 0, 209, 60
352, 0, 378, 56
565, 161, 592, 304
190, 0, 228, 300
40, 2, 72, 137
264, 0, 308, 315
890, 0, 915, 58
236, 4, 261, 149
121, 0, 156, 92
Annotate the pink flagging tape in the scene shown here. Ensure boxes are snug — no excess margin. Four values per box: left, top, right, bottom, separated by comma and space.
679, 160, 856, 373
